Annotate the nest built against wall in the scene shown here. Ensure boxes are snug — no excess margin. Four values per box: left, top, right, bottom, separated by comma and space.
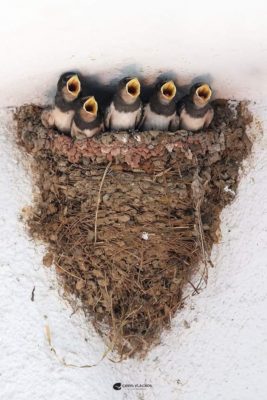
15, 100, 252, 358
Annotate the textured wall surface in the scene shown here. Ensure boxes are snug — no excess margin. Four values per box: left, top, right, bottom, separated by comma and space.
0, 1, 267, 399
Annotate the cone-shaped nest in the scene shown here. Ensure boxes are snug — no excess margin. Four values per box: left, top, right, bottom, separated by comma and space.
15, 100, 253, 358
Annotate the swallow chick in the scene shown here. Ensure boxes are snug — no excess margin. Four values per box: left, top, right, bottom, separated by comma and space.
178, 83, 214, 131
105, 77, 142, 131
41, 72, 81, 134
71, 96, 103, 140
140, 80, 179, 131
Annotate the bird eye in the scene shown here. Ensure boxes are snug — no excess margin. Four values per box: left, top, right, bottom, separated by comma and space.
62, 73, 75, 84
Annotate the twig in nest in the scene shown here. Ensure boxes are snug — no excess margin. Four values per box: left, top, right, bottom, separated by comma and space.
94, 161, 112, 244
55, 262, 84, 281
191, 170, 209, 288
153, 167, 172, 181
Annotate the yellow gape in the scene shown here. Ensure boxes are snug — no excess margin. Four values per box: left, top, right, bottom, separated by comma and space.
67, 75, 81, 97
161, 80, 176, 100
126, 78, 141, 98
196, 84, 212, 101
83, 96, 98, 116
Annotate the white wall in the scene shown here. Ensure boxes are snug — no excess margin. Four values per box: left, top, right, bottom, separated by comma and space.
1, 0, 267, 107
1, 1, 267, 400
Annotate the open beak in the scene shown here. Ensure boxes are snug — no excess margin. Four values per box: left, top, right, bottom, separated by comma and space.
67, 75, 81, 97
161, 81, 176, 100
196, 84, 212, 102
83, 96, 98, 116
126, 78, 141, 98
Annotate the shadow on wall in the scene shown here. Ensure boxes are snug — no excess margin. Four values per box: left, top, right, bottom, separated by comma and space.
47, 64, 216, 109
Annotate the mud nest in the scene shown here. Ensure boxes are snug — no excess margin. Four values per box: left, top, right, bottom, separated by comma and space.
15, 100, 252, 358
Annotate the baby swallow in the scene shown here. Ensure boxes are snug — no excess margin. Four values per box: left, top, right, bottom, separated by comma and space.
140, 80, 179, 131
105, 77, 142, 131
71, 96, 103, 140
177, 83, 214, 131
41, 72, 81, 134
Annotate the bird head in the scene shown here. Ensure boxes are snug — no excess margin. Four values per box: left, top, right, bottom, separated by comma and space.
156, 80, 176, 104
117, 77, 141, 104
58, 72, 81, 101
82, 96, 98, 117
78, 96, 99, 123
191, 83, 212, 107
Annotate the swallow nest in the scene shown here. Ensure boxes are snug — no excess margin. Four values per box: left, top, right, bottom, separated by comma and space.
15, 100, 252, 359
